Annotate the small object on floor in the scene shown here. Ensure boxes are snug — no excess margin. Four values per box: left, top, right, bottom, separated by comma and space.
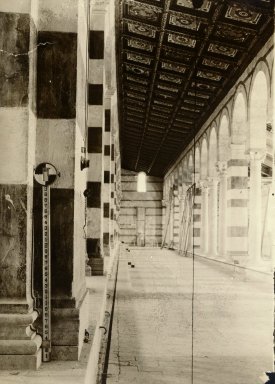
128, 262, 131, 265
84, 329, 90, 343
131, 264, 135, 268
264, 372, 275, 384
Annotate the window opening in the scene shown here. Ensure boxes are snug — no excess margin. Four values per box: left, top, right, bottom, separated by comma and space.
137, 172, 147, 192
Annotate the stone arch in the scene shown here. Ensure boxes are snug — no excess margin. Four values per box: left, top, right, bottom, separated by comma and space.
231, 84, 248, 146
187, 151, 194, 180
218, 110, 230, 162
200, 137, 208, 180
248, 62, 269, 151
178, 163, 183, 186
194, 145, 200, 178
208, 125, 218, 177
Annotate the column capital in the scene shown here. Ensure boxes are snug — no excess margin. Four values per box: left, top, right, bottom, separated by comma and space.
216, 161, 227, 176
207, 177, 219, 188
198, 179, 209, 190
90, 0, 108, 12
249, 149, 266, 161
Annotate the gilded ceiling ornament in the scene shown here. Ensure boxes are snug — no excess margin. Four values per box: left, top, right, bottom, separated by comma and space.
192, 81, 216, 91
150, 112, 169, 119
150, 117, 167, 124
215, 25, 250, 43
159, 73, 182, 84
169, 13, 200, 30
126, 112, 144, 119
225, 3, 261, 24
127, 98, 145, 106
152, 105, 171, 113
184, 99, 205, 106
128, 85, 147, 93
154, 99, 173, 107
197, 70, 222, 81
176, 0, 211, 12
163, 47, 192, 62
127, 1, 161, 22
181, 106, 201, 113
157, 92, 175, 99
175, 117, 193, 124
188, 91, 210, 99
157, 84, 179, 93
126, 75, 148, 85
127, 106, 145, 113
148, 123, 164, 130
127, 38, 154, 52
128, 21, 156, 38
202, 58, 229, 70
168, 33, 196, 48
125, 63, 150, 76
126, 52, 152, 65
162, 61, 186, 73
208, 43, 237, 57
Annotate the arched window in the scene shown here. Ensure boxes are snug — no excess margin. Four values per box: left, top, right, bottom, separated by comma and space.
137, 172, 147, 192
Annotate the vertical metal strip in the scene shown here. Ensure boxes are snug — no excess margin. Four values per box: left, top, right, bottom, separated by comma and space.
42, 185, 51, 362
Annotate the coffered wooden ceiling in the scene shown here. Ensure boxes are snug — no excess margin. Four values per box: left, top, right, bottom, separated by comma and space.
116, 0, 274, 176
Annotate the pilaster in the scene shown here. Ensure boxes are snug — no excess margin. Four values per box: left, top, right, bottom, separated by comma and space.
86, 0, 106, 275
0, 0, 42, 369
33, 0, 89, 361
226, 144, 249, 263
199, 180, 209, 255
207, 177, 219, 258
102, 94, 112, 263
216, 161, 227, 258
248, 149, 266, 266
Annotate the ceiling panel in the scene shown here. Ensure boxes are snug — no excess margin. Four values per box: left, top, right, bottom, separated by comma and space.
116, 0, 274, 176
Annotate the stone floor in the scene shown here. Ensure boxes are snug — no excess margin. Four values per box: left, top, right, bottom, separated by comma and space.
107, 249, 273, 384
0, 249, 273, 384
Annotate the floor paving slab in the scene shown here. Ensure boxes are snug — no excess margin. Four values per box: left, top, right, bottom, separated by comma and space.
107, 249, 273, 384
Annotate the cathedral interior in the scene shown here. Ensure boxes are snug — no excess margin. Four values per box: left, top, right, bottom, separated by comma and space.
0, 0, 274, 383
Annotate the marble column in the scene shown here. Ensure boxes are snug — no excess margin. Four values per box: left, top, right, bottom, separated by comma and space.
173, 187, 180, 250
33, 0, 89, 361
178, 185, 188, 254
249, 150, 266, 266
102, 95, 112, 263
110, 132, 115, 250
86, 0, 106, 275
167, 184, 174, 248
190, 172, 201, 254
0, 0, 42, 369
200, 180, 209, 255
216, 161, 227, 258
226, 144, 248, 263
207, 177, 219, 258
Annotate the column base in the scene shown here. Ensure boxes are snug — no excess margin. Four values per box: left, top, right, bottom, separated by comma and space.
0, 306, 42, 370
33, 289, 89, 361
0, 349, 41, 370
89, 258, 104, 276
